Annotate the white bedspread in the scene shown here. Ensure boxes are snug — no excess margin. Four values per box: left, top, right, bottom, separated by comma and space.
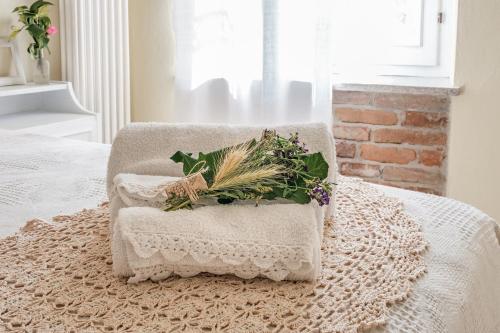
371, 185, 500, 333
0, 130, 109, 236
0, 130, 498, 332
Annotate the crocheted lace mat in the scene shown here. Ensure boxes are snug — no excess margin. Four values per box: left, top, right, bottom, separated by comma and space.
0, 176, 427, 332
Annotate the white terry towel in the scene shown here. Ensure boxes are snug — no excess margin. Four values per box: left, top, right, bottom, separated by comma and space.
116, 204, 321, 283
111, 173, 322, 282
112, 173, 181, 208
111, 173, 325, 233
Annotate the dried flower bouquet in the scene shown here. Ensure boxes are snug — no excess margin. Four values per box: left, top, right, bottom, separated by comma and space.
164, 130, 333, 211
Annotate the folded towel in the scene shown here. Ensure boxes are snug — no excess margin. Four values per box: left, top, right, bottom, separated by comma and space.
115, 204, 321, 283
111, 173, 323, 282
112, 173, 181, 208
111, 173, 182, 276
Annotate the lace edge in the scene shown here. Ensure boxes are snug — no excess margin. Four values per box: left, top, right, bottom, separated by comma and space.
127, 262, 300, 283
121, 231, 317, 273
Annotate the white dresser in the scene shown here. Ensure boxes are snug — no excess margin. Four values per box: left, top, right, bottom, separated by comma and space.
0, 81, 98, 141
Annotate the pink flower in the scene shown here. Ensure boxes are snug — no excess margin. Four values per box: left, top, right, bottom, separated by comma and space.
46, 26, 57, 36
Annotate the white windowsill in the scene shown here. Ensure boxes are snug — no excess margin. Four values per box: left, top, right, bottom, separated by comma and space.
332, 75, 461, 96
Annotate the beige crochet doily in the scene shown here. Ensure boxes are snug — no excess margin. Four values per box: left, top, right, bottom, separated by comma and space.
0, 177, 427, 332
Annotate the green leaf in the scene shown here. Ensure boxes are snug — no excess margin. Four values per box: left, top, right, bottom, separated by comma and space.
170, 151, 200, 175
27, 43, 36, 57
38, 5, 50, 17
41, 35, 50, 48
196, 151, 222, 184
262, 191, 278, 200
217, 197, 235, 204
287, 189, 311, 204
8, 27, 23, 41
26, 24, 45, 38
30, 1, 53, 13
39, 16, 51, 28
171, 148, 224, 186
301, 152, 329, 179
12, 5, 28, 13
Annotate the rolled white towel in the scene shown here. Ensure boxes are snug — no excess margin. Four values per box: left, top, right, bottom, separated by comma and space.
111, 173, 324, 282
114, 203, 321, 282
112, 173, 181, 209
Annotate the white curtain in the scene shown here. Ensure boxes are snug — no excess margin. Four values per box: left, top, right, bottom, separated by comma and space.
59, 0, 131, 143
172, 0, 332, 126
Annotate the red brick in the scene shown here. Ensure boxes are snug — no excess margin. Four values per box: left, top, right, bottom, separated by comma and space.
340, 162, 381, 178
373, 93, 449, 111
333, 90, 371, 105
360, 144, 416, 164
373, 128, 447, 146
419, 150, 444, 167
403, 111, 448, 128
336, 141, 356, 158
336, 107, 398, 125
333, 126, 370, 141
382, 167, 442, 185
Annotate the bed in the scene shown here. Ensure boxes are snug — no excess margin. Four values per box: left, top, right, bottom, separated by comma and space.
0, 130, 109, 236
0, 129, 498, 332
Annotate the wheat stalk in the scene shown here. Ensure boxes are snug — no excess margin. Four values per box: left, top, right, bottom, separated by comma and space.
210, 166, 282, 191
213, 144, 250, 183
210, 143, 281, 191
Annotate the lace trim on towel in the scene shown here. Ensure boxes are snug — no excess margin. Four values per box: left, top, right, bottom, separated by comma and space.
128, 260, 299, 283
123, 232, 315, 282
112, 181, 170, 208
113, 173, 208, 207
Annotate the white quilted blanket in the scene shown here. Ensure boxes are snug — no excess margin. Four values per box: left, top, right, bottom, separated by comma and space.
0, 131, 109, 237
370, 185, 500, 333
0, 130, 499, 332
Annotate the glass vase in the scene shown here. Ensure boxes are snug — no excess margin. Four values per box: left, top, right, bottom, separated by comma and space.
32, 51, 50, 84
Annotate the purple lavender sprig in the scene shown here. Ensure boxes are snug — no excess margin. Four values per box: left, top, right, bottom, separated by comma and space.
308, 180, 333, 206
288, 132, 309, 153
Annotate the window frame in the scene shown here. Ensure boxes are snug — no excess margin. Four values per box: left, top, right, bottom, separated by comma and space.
331, 0, 458, 86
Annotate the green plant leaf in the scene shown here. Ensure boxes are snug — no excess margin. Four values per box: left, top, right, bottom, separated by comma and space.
262, 191, 278, 200
26, 23, 45, 38
301, 152, 329, 179
287, 189, 311, 204
39, 16, 51, 28
217, 197, 235, 204
12, 6, 28, 13
170, 151, 199, 175
27, 43, 36, 57
41, 36, 50, 48
171, 148, 224, 185
38, 5, 50, 17
8, 27, 23, 41
30, 1, 53, 13
196, 151, 222, 184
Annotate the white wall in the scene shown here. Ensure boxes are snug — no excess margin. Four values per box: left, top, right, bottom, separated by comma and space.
128, 0, 175, 122
447, 0, 500, 221
0, 0, 61, 81
2, 0, 172, 121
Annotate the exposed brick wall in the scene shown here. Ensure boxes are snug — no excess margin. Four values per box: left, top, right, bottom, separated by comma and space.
333, 88, 450, 195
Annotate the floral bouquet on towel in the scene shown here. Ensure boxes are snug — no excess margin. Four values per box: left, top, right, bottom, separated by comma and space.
164, 130, 333, 211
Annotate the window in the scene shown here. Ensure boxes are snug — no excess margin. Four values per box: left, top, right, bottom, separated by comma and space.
173, 0, 458, 89
331, 0, 457, 85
